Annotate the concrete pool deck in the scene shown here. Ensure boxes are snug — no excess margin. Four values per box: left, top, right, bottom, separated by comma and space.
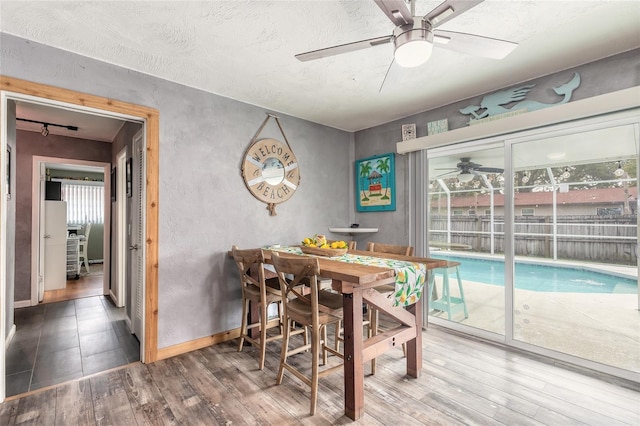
427, 260, 639, 374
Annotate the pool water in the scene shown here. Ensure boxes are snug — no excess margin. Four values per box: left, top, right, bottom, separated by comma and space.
431, 254, 637, 294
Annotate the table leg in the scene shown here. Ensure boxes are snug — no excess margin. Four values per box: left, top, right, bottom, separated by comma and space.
342, 287, 364, 420
405, 297, 423, 378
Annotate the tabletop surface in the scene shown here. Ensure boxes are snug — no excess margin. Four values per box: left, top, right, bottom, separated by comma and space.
260, 247, 448, 292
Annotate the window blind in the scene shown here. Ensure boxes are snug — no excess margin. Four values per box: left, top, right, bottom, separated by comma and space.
60, 181, 104, 224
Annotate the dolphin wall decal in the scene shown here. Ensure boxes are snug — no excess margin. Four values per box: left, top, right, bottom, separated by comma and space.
460, 72, 581, 122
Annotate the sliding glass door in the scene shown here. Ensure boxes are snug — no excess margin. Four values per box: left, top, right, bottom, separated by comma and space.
510, 124, 639, 373
427, 145, 505, 336
425, 115, 639, 379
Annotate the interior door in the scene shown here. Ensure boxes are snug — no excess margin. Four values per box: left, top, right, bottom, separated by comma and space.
112, 150, 127, 307
130, 130, 144, 338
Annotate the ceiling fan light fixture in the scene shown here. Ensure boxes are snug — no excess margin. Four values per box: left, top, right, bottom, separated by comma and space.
457, 172, 474, 183
614, 161, 625, 177
393, 21, 434, 68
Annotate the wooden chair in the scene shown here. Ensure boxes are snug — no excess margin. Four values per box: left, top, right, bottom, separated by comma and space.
232, 245, 289, 370
366, 241, 414, 256
365, 242, 414, 373
271, 252, 343, 416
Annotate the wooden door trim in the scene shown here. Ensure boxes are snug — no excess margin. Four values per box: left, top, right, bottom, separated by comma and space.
0, 76, 160, 363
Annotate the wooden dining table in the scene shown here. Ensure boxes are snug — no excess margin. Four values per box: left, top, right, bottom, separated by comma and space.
261, 247, 447, 420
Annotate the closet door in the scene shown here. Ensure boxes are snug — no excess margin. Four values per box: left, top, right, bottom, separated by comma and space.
130, 130, 145, 340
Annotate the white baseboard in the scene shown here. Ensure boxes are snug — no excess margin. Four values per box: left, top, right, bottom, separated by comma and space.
5, 324, 16, 347
14, 300, 32, 309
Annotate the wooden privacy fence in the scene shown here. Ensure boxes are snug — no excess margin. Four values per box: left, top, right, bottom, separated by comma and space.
430, 215, 638, 265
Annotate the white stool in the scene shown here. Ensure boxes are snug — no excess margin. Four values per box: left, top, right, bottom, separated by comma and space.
428, 261, 468, 320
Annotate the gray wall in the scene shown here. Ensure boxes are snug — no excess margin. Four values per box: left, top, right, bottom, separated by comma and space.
353, 48, 640, 249
14, 129, 113, 301
1, 33, 352, 348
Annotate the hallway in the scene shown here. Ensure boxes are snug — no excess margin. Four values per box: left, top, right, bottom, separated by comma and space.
42, 266, 104, 304
5, 290, 140, 397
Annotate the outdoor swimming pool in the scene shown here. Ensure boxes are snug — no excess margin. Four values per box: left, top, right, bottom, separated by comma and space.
430, 254, 637, 294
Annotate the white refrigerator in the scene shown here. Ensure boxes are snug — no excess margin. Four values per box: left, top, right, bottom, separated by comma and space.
44, 200, 67, 291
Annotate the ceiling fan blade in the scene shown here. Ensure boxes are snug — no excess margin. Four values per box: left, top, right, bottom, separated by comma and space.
476, 167, 504, 173
374, 0, 414, 26
434, 30, 517, 59
424, 0, 483, 28
295, 35, 392, 62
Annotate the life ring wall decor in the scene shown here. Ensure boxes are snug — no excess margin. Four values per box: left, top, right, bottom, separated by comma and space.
242, 115, 300, 215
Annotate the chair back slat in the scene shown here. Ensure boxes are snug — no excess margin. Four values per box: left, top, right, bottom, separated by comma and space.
366, 241, 414, 256
271, 252, 321, 310
231, 245, 265, 288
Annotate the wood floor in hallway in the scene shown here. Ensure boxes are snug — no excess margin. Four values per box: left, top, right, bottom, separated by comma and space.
42, 265, 104, 304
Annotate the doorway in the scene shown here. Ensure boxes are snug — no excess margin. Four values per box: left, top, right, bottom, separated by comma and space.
8, 116, 139, 397
0, 76, 161, 402
31, 157, 111, 306
40, 163, 110, 303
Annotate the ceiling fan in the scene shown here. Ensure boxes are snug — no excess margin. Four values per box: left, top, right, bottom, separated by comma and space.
435, 157, 504, 182
295, 0, 517, 88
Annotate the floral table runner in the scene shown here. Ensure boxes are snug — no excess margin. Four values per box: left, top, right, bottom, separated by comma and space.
268, 246, 426, 307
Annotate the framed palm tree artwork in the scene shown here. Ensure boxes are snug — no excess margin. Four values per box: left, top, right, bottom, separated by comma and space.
355, 153, 396, 212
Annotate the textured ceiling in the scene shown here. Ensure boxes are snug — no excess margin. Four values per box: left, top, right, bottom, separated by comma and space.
1, 1, 639, 132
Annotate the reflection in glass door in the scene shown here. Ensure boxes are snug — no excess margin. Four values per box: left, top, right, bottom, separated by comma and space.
511, 124, 639, 373
427, 146, 505, 336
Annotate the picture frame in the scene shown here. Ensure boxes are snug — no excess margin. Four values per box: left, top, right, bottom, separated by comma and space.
111, 167, 116, 202
126, 158, 132, 198
427, 118, 448, 135
402, 123, 416, 141
6, 146, 11, 200
355, 152, 396, 212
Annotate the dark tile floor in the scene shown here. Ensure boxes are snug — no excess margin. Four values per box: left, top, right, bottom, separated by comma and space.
5, 295, 140, 397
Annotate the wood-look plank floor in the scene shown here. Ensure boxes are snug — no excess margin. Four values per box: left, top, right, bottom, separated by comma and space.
42, 266, 104, 304
1, 325, 638, 425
